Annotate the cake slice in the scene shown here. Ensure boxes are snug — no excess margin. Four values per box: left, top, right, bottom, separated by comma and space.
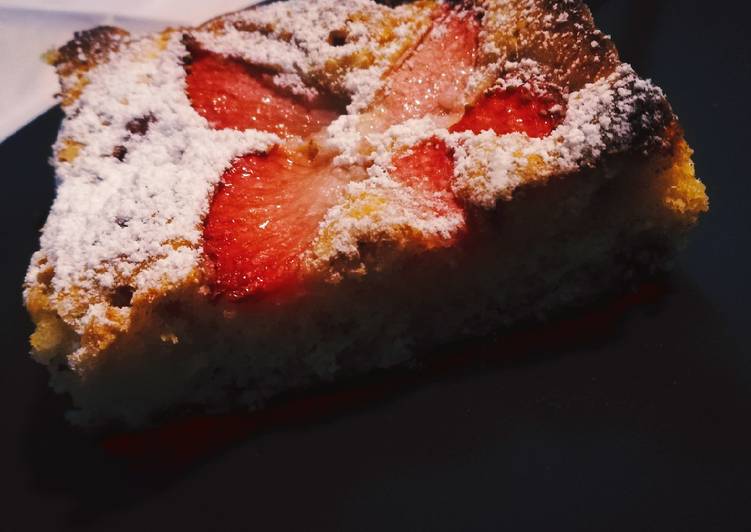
24, 0, 708, 427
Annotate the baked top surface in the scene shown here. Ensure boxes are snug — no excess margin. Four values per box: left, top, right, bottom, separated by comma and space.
10, 1, 751, 524
24, 0, 707, 365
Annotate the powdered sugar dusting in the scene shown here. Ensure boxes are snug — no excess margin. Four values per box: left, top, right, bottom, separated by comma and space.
27, 32, 277, 330
449, 64, 668, 207
310, 60, 669, 265
192, 0, 435, 113
26, 0, 674, 345
309, 166, 465, 273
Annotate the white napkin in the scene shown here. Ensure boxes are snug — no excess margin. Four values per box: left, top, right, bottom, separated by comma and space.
0, 1, 260, 142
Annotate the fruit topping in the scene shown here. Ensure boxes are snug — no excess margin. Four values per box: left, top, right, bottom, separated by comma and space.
186, 51, 341, 138
365, 7, 479, 132
204, 146, 344, 300
451, 86, 564, 138
202, 6, 565, 301
391, 138, 461, 219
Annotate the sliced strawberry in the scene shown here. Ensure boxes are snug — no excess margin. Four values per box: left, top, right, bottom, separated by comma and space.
186, 52, 341, 138
201, 7, 569, 302
391, 138, 462, 219
392, 138, 453, 194
204, 146, 342, 300
365, 8, 480, 132
450, 86, 564, 138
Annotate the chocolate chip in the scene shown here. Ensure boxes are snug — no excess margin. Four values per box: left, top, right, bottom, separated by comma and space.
112, 145, 127, 161
125, 113, 156, 135
327, 29, 348, 47
110, 285, 134, 308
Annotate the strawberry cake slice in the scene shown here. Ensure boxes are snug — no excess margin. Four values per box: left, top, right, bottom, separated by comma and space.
24, 0, 708, 426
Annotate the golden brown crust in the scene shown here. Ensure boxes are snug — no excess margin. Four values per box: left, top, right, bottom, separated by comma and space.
26, 0, 707, 376
46, 26, 130, 106
479, 0, 619, 90
50, 26, 129, 74
195, 0, 440, 101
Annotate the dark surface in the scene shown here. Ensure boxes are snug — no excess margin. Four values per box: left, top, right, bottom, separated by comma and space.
2, 1, 751, 530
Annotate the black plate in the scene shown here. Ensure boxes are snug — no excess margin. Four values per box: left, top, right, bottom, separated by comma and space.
3, 1, 751, 530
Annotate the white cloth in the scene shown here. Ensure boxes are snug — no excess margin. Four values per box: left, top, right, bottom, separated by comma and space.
0, 1, 259, 142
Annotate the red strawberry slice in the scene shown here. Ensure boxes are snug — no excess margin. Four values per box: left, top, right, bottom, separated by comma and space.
392, 138, 453, 192
365, 7, 480, 132
201, 6, 568, 302
186, 51, 341, 138
391, 137, 460, 217
450, 86, 564, 138
204, 146, 342, 300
